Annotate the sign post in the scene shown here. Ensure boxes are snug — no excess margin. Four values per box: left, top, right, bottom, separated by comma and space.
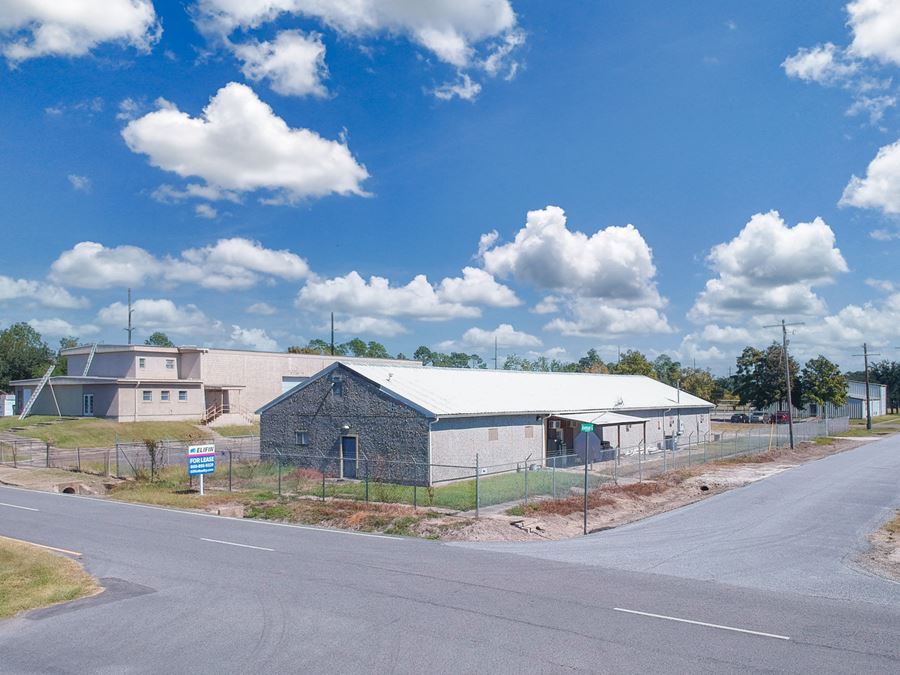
188, 444, 216, 496
581, 423, 593, 535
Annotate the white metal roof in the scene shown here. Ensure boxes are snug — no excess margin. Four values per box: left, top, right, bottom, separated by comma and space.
552, 411, 648, 426
339, 364, 713, 418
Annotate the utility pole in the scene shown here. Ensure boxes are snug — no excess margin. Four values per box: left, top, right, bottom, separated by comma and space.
330, 312, 335, 356
853, 343, 881, 430
124, 288, 134, 345
493, 336, 498, 370
763, 319, 804, 448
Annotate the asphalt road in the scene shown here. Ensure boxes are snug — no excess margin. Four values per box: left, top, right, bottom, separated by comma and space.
0, 439, 897, 674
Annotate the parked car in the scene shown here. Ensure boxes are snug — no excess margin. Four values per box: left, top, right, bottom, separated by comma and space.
773, 411, 790, 424
730, 413, 749, 423
749, 411, 771, 424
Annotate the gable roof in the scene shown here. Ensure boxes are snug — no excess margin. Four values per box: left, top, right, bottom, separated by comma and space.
257, 362, 714, 417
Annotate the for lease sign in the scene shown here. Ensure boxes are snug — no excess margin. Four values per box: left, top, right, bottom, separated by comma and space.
188, 444, 216, 476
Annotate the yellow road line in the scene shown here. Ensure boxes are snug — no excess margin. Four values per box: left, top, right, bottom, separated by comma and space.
0, 534, 82, 557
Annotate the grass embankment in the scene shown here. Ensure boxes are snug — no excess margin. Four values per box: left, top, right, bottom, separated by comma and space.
885, 511, 900, 535
0, 537, 98, 619
0, 416, 210, 448
213, 424, 260, 437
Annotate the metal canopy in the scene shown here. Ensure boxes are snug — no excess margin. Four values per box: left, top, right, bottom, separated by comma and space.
551, 411, 648, 427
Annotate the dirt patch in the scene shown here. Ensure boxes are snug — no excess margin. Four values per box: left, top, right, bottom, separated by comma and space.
858, 513, 900, 582
0, 466, 119, 495
439, 437, 867, 542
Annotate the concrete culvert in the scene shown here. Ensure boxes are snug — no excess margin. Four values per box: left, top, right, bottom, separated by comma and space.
62, 487, 76, 494
700, 485, 709, 492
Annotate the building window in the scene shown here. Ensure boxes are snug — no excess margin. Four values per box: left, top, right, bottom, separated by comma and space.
488, 428, 499, 442
178, 390, 187, 402
142, 390, 152, 402
331, 377, 343, 397
161, 391, 170, 402
138, 357, 146, 369
295, 430, 310, 446
165, 359, 175, 370
524, 426, 534, 439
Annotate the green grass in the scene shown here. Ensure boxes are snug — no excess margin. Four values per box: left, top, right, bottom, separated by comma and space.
834, 428, 895, 438
1, 417, 211, 448
0, 536, 98, 619
213, 424, 259, 437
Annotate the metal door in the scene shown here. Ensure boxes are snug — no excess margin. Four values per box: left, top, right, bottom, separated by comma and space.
341, 436, 357, 479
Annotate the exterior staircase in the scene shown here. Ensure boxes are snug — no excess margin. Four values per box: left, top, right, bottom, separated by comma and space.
201, 403, 257, 427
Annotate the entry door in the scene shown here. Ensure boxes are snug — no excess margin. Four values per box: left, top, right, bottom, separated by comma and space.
341, 436, 357, 479
82, 394, 94, 417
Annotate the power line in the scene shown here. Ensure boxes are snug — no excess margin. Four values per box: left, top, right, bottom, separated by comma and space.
762, 319, 805, 449
852, 343, 881, 431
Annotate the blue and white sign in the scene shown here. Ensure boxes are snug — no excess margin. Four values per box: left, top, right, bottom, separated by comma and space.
188, 444, 216, 476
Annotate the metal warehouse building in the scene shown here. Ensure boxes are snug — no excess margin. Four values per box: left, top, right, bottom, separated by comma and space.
257, 362, 714, 485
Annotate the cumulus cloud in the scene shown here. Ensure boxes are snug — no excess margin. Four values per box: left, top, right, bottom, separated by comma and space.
782, 43, 858, 84
847, 0, 900, 65
246, 302, 278, 316
531, 295, 561, 315
433, 72, 482, 101
229, 324, 278, 351
67, 174, 91, 192
436, 267, 519, 307
331, 315, 408, 338
121, 82, 369, 205
50, 238, 311, 291
840, 139, 900, 214
689, 211, 848, 321
28, 318, 99, 338
296, 271, 481, 321
0, 275, 89, 309
544, 302, 674, 337
0, 0, 160, 63
194, 204, 218, 219
193, 0, 519, 69
96, 298, 213, 337
482, 205, 664, 306
233, 30, 328, 97
438, 323, 541, 351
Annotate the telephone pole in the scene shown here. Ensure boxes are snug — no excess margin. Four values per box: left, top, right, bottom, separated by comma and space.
124, 288, 135, 345
763, 319, 804, 449
853, 343, 881, 430
493, 336, 498, 369
330, 312, 335, 356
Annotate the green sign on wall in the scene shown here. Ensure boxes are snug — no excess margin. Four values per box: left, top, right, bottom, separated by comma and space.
580, 422, 594, 433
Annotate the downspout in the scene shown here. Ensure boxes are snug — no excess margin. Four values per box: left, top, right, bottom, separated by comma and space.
133, 380, 141, 422
427, 416, 439, 487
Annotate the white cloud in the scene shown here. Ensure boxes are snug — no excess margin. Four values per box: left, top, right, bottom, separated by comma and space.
0, 0, 160, 63
845, 94, 896, 124
194, 0, 519, 69
331, 315, 407, 338
531, 295, 561, 315
96, 298, 213, 337
67, 174, 91, 192
436, 267, 519, 307
544, 302, 674, 337
233, 30, 328, 98
847, 0, 900, 65
246, 302, 278, 315
782, 43, 858, 84
870, 227, 900, 240
296, 271, 481, 321
482, 205, 664, 306
433, 72, 482, 101
0, 275, 89, 309
121, 82, 369, 205
116, 97, 141, 121
865, 277, 896, 292
476, 229, 499, 258
841, 139, 900, 214
28, 318, 99, 338
194, 204, 218, 219
151, 183, 241, 204
438, 323, 541, 351
50, 238, 312, 291
229, 324, 278, 351
689, 211, 848, 320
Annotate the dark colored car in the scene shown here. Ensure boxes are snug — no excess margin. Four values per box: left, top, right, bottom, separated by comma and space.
749, 411, 771, 424
773, 411, 790, 424
730, 413, 749, 423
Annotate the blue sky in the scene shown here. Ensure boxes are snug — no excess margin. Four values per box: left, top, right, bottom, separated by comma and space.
1, 0, 899, 372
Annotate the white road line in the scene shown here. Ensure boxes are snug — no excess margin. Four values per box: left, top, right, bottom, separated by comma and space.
0, 501, 39, 512
613, 607, 791, 641
0, 485, 401, 541
0, 535, 81, 557
200, 537, 275, 552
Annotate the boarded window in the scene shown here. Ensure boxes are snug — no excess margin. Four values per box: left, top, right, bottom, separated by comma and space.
524, 426, 534, 439
295, 430, 309, 446
488, 428, 499, 442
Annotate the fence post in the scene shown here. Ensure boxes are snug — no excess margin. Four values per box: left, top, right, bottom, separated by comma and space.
321, 464, 326, 501
76, 447, 81, 472
551, 457, 556, 498
277, 460, 282, 496
105, 448, 110, 476
228, 451, 233, 492
46, 441, 50, 468
475, 453, 480, 518
115, 443, 120, 478
365, 459, 369, 503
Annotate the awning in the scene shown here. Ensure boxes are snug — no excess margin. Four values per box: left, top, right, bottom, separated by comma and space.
551, 411, 647, 427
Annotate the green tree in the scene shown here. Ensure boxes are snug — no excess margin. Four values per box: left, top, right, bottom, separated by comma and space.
577, 348, 608, 373
734, 343, 801, 410
679, 367, 716, 401
414, 345, 484, 368
800, 355, 848, 410
0, 323, 54, 390
652, 354, 682, 384
611, 349, 655, 377
53, 336, 79, 376
288, 339, 347, 355
870, 360, 900, 413
144, 331, 175, 348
